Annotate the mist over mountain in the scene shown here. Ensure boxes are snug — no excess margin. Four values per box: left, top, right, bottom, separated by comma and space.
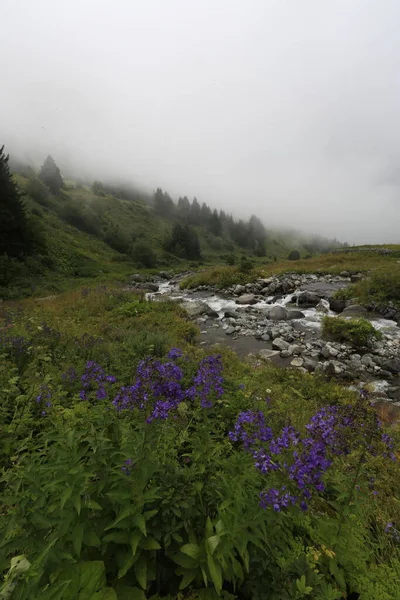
2, 0, 400, 244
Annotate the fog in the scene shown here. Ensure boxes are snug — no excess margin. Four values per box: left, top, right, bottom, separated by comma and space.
1, 0, 400, 244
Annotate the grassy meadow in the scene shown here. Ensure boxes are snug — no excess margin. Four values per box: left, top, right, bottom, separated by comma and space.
1, 283, 400, 599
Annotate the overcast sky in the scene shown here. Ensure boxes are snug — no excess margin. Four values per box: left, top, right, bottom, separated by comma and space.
1, 0, 400, 243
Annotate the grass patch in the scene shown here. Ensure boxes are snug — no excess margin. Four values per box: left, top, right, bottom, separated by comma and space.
322, 316, 382, 347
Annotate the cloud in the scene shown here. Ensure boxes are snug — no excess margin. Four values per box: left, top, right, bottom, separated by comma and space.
1, 0, 400, 243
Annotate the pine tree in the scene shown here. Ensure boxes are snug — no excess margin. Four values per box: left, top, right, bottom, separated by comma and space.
0, 145, 31, 257
39, 155, 64, 195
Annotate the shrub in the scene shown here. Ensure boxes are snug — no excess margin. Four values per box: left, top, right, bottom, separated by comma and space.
239, 257, 254, 273
288, 250, 300, 260
131, 240, 157, 268
322, 316, 382, 347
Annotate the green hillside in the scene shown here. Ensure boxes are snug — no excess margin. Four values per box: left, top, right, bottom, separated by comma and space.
1, 158, 342, 298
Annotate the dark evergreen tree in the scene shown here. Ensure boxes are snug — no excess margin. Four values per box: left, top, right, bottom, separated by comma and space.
154, 187, 174, 217
92, 181, 105, 196
0, 145, 31, 257
288, 250, 300, 260
177, 196, 191, 220
163, 223, 201, 260
189, 197, 202, 225
39, 155, 64, 195
208, 209, 222, 236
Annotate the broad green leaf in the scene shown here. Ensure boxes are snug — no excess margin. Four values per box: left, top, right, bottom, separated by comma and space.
172, 553, 197, 569
118, 552, 136, 579
207, 554, 222, 595
72, 523, 84, 558
103, 531, 130, 545
133, 514, 146, 536
206, 535, 220, 556
134, 555, 147, 590
86, 500, 102, 511
83, 529, 101, 548
131, 530, 142, 556
114, 586, 146, 600
139, 536, 161, 550
201, 566, 208, 588
205, 516, 213, 538
60, 487, 73, 509
105, 506, 132, 530
181, 543, 200, 560
231, 557, 244, 581
78, 561, 106, 599
179, 570, 197, 590
72, 495, 81, 516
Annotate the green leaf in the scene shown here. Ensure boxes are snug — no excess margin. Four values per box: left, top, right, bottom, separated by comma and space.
179, 569, 197, 590
72, 523, 84, 558
131, 530, 142, 556
139, 536, 161, 550
114, 586, 146, 600
60, 487, 73, 509
78, 561, 106, 599
106, 506, 133, 530
87, 500, 102, 511
134, 555, 147, 590
231, 558, 244, 581
118, 552, 136, 579
133, 514, 146, 536
83, 529, 101, 548
103, 532, 130, 545
181, 543, 200, 560
72, 495, 81, 516
172, 553, 197, 569
205, 516, 214, 538
206, 535, 220, 556
91, 589, 117, 600
207, 555, 222, 594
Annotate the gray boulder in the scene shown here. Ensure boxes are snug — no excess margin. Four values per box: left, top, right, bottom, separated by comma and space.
224, 310, 238, 319
236, 294, 257, 305
382, 359, 400, 374
269, 306, 289, 320
291, 357, 304, 367
329, 297, 346, 313
182, 301, 218, 318
234, 284, 246, 295
272, 337, 290, 351
258, 349, 280, 361
350, 274, 363, 283
145, 283, 159, 292
341, 305, 369, 317
130, 273, 144, 282
297, 291, 321, 307
287, 310, 306, 320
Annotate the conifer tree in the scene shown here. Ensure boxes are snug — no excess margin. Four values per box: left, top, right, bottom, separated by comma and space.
39, 155, 64, 195
0, 145, 31, 257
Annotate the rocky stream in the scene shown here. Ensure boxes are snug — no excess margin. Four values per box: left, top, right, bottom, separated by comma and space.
128, 271, 400, 416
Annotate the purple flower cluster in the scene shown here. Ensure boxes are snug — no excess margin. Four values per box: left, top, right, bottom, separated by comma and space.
80, 361, 117, 401
36, 384, 53, 416
62, 367, 78, 383
112, 351, 224, 420
121, 458, 134, 476
0, 333, 28, 354
228, 410, 273, 450
186, 355, 223, 408
230, 401, 396, 512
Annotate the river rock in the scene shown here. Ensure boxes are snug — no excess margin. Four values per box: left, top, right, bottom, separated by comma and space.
225, 326, 236, 335
145, 283, 159, 292
329, 297, 346, 313
269, 306, 289, 320
258, 349, 280, 361
224, 310, 238, 319
130, 273, 144, 282
291, 357, 304, 367
341, 304, 369, 317
303, 357, 318, 372
233, 284, 246, 295
297, 291, 321, 307
157, 271, 171, 279
236, 294, 257, 305
382, 359, 400, 374
287, 310, 306, 320
182, 301, 218, 318
272, 337, 290, 351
